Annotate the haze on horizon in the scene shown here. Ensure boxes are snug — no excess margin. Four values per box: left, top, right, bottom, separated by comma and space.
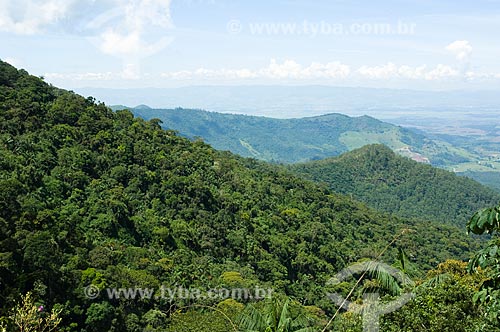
1, 0, 500, 95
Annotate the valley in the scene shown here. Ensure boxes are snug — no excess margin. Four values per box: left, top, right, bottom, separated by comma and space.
120, 105, 500, 192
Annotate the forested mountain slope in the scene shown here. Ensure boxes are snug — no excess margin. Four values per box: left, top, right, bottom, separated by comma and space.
0, 61, 483, 331
290, 144, 500, 226
126, 106, 472, 165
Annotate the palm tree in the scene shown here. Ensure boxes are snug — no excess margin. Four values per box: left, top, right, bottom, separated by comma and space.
238, 298, 316, 332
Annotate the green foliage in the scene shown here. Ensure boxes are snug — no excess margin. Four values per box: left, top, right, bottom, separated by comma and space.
221, 271, 245, 285
129, 107, 463, 165
333, 260, 494, 331
0, 60, 494, 331
85, 302, 115, 332
467, 205, 500, 235
165, 307, 237, 332
462, 171, 500, 193
467, 202, 500, 325
238, 298, 317, 332
380, 260, 495, 332
291, 144, 500, 228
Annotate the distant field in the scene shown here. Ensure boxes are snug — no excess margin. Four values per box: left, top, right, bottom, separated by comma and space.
450, 162, 500, 173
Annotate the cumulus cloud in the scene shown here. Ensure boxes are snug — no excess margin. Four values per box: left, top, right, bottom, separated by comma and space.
0, 0, 174, 79
44, 72, 115, 81
425, 64, 460, 80
357, 63, 459, 80
446, 40, 472, 62
0, 0, 78, 34
163, 68, 258, 80
161, 59, 487, 82
464, 71, 500, 81
358, 63, 398, 79
163, 60, 464, 82
89, 0, 174, 59
162, 59, 351, 80
44, 49, 500, 84
262, 59, 351, 79
397, 65, 428, 79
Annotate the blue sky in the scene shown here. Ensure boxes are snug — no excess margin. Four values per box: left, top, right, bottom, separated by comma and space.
1, 0, 500, 90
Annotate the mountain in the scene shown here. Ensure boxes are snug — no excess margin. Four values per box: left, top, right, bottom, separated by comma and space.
124, 106, 474, 165
78, 85, 500, 119
290, 144, 500, 226
0, 61, 482, 331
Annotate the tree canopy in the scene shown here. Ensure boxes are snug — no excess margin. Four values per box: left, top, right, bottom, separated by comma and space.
0, 60, 496, 331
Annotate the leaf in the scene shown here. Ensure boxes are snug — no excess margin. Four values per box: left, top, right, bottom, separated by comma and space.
490, 245, 498, 258
473, 289, 487, 304
467, 207, 500, 235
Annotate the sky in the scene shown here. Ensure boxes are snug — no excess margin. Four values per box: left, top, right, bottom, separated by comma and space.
1, 0, 500, 90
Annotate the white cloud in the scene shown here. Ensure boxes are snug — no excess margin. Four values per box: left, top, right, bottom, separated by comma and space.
99, 29, 142, 56
45, 63, 500, 84
397, 65, 428, 79
164, 68, 259, 80
446, 40, 473, 62
0, 0, 173, 36
261, 59, 351, 79
86, 0, 174, 78
358, 63, 398, 79
162, 59, 351, 80
261, 59, 303, 79
0, 0, 174, 79
357, 63, 460, 80
161, 60, 498, 82
44, 72, 114, 81
44, 57, 500, 84
424, 64, 459, 80
0, 0, 77, 34
464, 71, 500, 80
91, 0, 174, 58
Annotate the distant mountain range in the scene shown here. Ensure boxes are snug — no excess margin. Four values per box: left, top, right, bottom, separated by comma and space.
116, 106, 474, 166
81, 85, 500, 119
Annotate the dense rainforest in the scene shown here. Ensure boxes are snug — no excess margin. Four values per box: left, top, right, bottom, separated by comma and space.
291, 144, 500, 226
0, 60, 499, 331
127, 106, 460, 165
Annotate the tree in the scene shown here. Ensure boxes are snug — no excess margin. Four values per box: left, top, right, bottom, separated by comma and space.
466, 203, 500, 325
0, 292, 62, 332
238, 298, 316, 332
381, 260, 490, 332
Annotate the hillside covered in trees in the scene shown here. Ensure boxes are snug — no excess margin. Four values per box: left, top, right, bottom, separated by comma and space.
125, 106, 474, 166
291, 144, 500, 226
0, 60, 499, 331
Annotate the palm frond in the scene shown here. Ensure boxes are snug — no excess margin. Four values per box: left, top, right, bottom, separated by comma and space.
366, 261, 406, 296
238, 304, 267, 331
418, 273, 452, 289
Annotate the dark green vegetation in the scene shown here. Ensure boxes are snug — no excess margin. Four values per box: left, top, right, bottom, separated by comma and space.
1, 60, 499, 331
126, 106, 471, 165
290, 144, 500, 227
461, 171, 500, 193
125, 106, 500, 192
